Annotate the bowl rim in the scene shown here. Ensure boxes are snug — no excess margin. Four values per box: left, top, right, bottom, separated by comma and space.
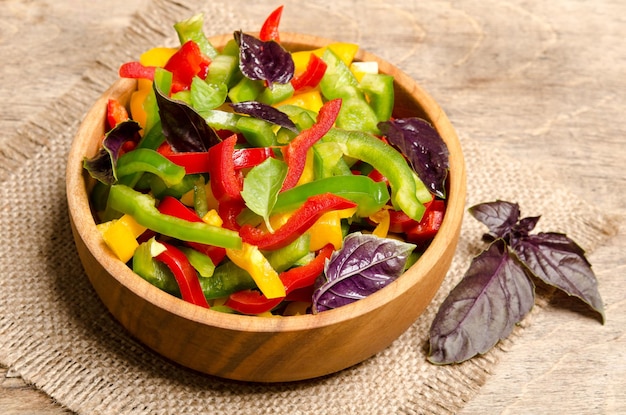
66, 32, 466, 334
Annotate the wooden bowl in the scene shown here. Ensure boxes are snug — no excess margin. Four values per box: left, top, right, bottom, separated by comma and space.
66, 33, 466, 382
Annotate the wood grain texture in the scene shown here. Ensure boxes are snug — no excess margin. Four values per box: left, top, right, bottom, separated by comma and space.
1, 0, 624, 413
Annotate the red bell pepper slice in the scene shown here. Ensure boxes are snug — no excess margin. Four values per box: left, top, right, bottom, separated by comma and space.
119, 61, 156, 81
387, 209, 415, 233
157, 196, 227, 265
164, 40, 211, 93
281, 243, 334, 292
158, 141, 274, 174
284, 285, 314, 303
281, 98, 342, 191
207, 135, 243, 201
217, 198, 246, 232
158, 195, 200, 222
106, 98, 130, 129
367, 168, 388, 185
404, 199, 446, 244
155, 241, 209, 308
291, 53, 327, 92
259, 5, 283, 42
225, 244, 334, 314
232, 147, 274, 169
239, 193, 356, 250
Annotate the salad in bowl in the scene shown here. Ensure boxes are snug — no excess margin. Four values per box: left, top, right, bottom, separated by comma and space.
67, 5, 465, 381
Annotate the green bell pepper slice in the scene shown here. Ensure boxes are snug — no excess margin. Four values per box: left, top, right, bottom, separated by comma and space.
107, 184, 242, 249
273, 174, 390, 218
359, 73, 394, 122
116, 148, 186, 187
179, 246, 215, 278
322, 127, 429, 221
236, 116, 277, 147
132, 237, 180, 295
173, 13, 219, 59
319, 49, 380, 134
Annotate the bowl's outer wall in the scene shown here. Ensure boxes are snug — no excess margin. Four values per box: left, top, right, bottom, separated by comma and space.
66, 34, 466, 382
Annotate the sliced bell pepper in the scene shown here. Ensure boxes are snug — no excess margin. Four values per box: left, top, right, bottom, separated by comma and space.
158, 141, 273, 174
358, 73, 394, 122
173, 13, 219, 59
291, 53, 327, 92
97, 213, 148, 263
199, 233, 310, 300
107, 98, 130, 130
281, 98, 342, 191
179, 246, 215, 278
387, 209, 415, 233
259, 5, 283, 42
225, 244, 333, 314
369, 207, 391, 238
232, 147, 274, 169
239, 193, 357, 250
404, 199, 446, 244
207, 134, 243, 201
116, 148, 186, 187
157, 195, 227, 265
274, 174, 389, 218
276, 89, 324, 113
226, 242, 285, 299
323, 127, 429, 221
119, 61, 156, 81
132, 237, 180, 295
164, 40, 211, 94
155, 241, 210, 308
319, 48, 379, 134
307, 207, 355, 251
108, 184, 242, 249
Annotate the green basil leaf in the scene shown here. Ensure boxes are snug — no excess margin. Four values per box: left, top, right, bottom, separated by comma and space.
241, 157, 287, 232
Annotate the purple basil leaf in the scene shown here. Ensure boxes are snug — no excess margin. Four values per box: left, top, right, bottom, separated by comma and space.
379, 117, 449, 199
83, 120, 141, 184
428, 239, 535, 364
514, 215, 541, 236
230, 101, 298, 133
469, 200, 521, 239
154, 83, 221, 152
512, 232, 605, 322
311, 233, 416, 313
234, 31, 294, 86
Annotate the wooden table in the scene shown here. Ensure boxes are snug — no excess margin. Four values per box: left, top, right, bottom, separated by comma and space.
1, 0, 624, 413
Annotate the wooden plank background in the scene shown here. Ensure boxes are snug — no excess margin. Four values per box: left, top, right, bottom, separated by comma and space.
1, 0, 624, 413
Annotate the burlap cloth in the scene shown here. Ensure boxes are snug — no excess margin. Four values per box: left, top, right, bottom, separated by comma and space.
0, 0, 618, 413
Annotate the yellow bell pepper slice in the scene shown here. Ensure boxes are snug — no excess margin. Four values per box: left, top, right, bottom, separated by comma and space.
130, 87, 150, 130
369, 207, 391, 238
129, 47, 178, 129
307, 207, 357, 251
201, 209, 223, 227
97, 214, 147, 263
139, 46, 178, 69
326, 42, 359, 66
226, 242, 286, 299
276, 89, 324, 113
292, 42, 359, 74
